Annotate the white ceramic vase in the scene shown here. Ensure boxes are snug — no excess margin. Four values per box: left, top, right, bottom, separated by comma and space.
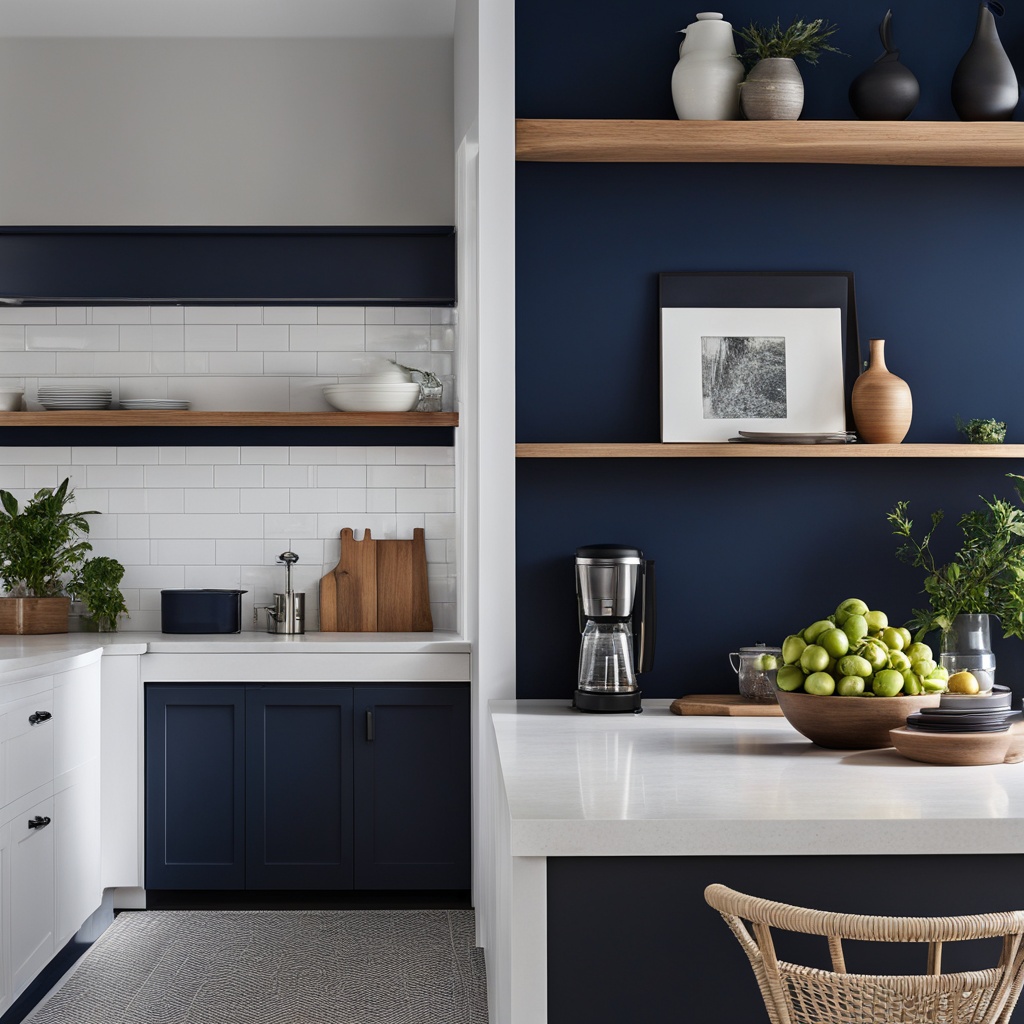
740, 57, 805, 120
671, 12, 745, 120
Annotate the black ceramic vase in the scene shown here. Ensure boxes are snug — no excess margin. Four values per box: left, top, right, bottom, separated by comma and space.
849, 10, 920, 119
951, 0, 1019, 120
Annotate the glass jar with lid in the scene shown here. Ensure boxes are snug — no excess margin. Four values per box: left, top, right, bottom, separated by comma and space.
728, 644, 781, 703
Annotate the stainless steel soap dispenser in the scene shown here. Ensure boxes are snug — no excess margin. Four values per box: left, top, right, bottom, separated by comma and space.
256, 551, 305, 634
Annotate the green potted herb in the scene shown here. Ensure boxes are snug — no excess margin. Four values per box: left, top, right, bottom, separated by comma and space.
956, 415, 1007, 444
887, 473, 1024, 649
736, 17, 845, 120
0, 478, 128, 634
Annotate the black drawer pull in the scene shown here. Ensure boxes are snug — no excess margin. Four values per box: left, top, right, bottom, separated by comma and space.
28, 711, 52, 725
27, 816, 50, 830
366, 710, 374, 741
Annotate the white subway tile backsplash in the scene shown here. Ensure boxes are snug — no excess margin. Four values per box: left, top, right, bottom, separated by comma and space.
149, 512, 264, 539
120, 326, 185, 352
153, 538, 216, 565
24, 466, 60, 490
96, 352, 152, 375
395, 513, 426, 535
5, 352, 56, 375
264, 306, 317, 325
290, 325, 364, 352
291, 489, 338, 514
151, 307, 185, 325
144, 465, 215, 488
121, 565, 184, 590
238, 325, 289, 351
105, 538, 151, 565
264, 352, 316, 376
116, 514, 151, 539
366, 448, 397, 465
209, 352, 264, 375
335, 490, 369, 514
92, 307, 151, 325
366, 325, 430, 352
86, 465, 145, 489
367, 465, 425, 488
183, 352, 210, 374
185, 306, 262, 325
215, 465, 264, 488
241, 446, 290, 465
158, 447, 187, 465
106, 489, 147, 513
185, 325, 236, 351
56, 308, 88, 325
426, 466, 456, 488
424, 513, 456, 539
0, 446, 68, 465
240, 488, 289, 513
172, 376, 287, 411
0, 307, 55, 324
316, 465, 367, 488
264, 513, 318, 539
73, 446, 118, 465
365, 308, 396, 325
0, 467, 27, 489
395, 307, 434, 325
185, 488, 240, 514
289, 446, 339, 466
317, 307, 365, 325
397, 446, 455, 465
367, 489, 396, 513
216, 539, 266, 564
150, 352, 185, 376
117, 448, 161, 465
265, 465, 314, 488
0, 326, 25, 350
186, 565, 241, 589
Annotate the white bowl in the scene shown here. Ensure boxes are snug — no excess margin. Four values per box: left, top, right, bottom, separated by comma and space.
324, 389, 420, 412
324, 382, 421, 393
0, 390, 24, 411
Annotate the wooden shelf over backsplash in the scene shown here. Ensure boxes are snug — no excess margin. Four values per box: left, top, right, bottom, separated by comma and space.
0, 411, 459, 427
516, 442, 1024, 458
515, 119, 1024, 166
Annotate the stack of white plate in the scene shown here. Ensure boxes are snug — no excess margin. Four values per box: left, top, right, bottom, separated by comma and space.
323, 381, 421, 413
119, 399, 192, 411
37, 385, 112, 410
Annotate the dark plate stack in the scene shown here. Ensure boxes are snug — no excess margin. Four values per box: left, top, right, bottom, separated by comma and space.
906, 684, 1020, 733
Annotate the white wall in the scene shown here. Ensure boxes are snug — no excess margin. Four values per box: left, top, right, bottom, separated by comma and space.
0, 38, 454, 225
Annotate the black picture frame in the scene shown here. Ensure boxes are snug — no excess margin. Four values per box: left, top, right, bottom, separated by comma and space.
658, 271, 860, 439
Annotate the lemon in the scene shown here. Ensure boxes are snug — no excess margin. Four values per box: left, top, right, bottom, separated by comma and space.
947, 671, 980, 694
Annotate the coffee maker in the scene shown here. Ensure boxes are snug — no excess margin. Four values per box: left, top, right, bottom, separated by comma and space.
573, 545, 656, 713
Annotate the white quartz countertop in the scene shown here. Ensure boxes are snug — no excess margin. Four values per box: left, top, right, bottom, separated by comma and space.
491, 699, 1024, 858
0, 630, 469, 674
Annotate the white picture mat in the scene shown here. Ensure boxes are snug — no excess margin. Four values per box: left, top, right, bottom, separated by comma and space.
660, 306, 845, 442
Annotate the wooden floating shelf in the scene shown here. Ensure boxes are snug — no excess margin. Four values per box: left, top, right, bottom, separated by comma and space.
515, 119, 1024, 167
0, 411, 459, 427
516, 442, 1024, 459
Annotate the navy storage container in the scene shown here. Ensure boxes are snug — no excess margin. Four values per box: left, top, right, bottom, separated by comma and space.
161, 589, 247, 634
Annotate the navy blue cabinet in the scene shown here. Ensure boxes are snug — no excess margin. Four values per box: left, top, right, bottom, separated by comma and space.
145, 683, 469, 891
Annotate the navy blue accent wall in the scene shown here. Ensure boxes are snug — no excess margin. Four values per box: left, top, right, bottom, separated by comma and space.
515, 0, 1024, 699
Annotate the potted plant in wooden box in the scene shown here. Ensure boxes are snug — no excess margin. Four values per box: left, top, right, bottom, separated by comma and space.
0, 479, 128, 634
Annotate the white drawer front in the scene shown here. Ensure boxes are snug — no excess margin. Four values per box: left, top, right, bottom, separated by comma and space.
10, 795, 55, 999
2, 694, 55, 809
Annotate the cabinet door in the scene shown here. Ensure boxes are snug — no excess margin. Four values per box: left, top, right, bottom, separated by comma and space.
145, 686, 245, 889
10, 796, 54, 999
54, 759, 101, 948
245, 686, 354, 889
353, 685, 470, 889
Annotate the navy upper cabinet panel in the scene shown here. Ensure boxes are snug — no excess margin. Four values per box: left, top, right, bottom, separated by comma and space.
515, 0, 1019, 122
0, 227, 456, 306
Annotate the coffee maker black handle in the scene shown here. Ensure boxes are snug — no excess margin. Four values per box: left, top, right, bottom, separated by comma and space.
635, 560, 657, 674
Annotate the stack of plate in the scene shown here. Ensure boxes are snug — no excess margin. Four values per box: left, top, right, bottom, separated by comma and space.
905, 685, 1021, 733
37, 385, 112, 410
119, 399, 191, 411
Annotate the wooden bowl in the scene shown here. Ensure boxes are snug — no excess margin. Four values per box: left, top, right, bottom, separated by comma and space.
890, 722, 1024, 766
775, 690, 941, 749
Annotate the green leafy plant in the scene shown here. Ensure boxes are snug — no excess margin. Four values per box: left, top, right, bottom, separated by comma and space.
0, 479, 128, 631
956, 415, 1007, 444
887, 473, 1024, 642
736, 17, 845, 65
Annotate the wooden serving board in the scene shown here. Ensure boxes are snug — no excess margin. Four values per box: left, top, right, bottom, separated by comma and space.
319, 528, 433, 632
670, 694, 784, 717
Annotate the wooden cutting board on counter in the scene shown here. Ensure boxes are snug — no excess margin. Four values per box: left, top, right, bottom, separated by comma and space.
319, 528, 433, 632
670, 694, 783, 717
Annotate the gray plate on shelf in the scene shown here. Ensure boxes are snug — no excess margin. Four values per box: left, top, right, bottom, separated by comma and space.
939, 684, 1012, 710
731, 431, 857, 445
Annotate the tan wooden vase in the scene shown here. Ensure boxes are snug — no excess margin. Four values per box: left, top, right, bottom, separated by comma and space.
851, 338, 913, 443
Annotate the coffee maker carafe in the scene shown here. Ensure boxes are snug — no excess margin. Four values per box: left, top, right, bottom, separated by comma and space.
573, 545, 656, 713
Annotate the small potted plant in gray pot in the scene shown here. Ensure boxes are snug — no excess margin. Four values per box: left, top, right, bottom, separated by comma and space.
737, 17, 845, 120
0, 478, 128, 634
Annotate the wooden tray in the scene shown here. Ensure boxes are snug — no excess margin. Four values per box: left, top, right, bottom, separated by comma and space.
319, 528, 432, 632
670, 694, 783, 717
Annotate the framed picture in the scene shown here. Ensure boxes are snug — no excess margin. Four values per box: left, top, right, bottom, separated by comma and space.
659, 272, 859, 442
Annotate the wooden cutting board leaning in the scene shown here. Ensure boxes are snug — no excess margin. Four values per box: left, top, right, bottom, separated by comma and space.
670, 694, 783, 716
319, 527, 433, 632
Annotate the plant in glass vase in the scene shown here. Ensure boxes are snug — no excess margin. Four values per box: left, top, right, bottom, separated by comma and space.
736, 17, 845, 120
0, 478, 128, 633
888, 474, 1024, 689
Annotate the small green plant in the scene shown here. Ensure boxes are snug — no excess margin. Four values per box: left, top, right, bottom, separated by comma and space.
887, 473, 1024, 641
956, 415, 1007, 444
0, 479, 128, 630
736, 17, 845, 66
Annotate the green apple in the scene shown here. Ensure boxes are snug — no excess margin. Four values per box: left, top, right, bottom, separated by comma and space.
818, 627, 850, 659
902, 671, 922, 695
799, 644, 830, 673
872, 669, 904, 697
842, 613, 869, 644
804, 671, 836, 696
888, 650, 911, 672
836, 676, 865, 696
834, 598, 869, 626
905, 642, 934, 664
896, 626, 913, 649
836, 654, 872, 678
858, 641, 889, 671
803, 619, 835, 644
776, 665, 805, 692
864, 609, 888, 634
881, 626, 905, 651
911, 658, 936, 678
781, 634, 807, 665
754, 653, 778, 671
921, 676, 948, 693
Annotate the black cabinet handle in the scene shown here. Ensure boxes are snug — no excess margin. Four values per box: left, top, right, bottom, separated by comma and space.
27, 816, 50, 830
28, 711, 52, 725
366, 710, 374, 741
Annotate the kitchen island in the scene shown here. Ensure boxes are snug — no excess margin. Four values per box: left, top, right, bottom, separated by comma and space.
490, 699, 1024, 1024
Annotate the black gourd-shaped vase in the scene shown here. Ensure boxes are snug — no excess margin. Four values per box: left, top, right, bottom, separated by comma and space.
951, 0, 1019, 120
849, 10, 921, 119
